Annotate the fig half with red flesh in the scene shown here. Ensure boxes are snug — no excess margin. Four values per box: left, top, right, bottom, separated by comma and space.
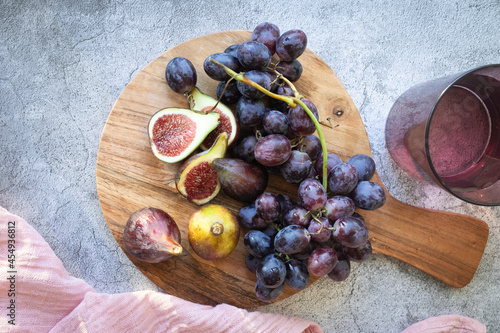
176, 132, 228, 205
189, 87, 239, 150
148, 107, 220, 163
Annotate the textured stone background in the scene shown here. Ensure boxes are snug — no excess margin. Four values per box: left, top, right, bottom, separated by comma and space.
1, 1, 499, 332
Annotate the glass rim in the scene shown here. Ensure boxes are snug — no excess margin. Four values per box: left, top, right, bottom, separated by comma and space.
424, 63, 500, 206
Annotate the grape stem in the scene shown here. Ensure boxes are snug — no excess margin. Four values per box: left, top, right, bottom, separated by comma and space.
209, 57, 329, 188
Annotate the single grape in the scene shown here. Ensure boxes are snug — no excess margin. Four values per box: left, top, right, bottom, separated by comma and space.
237, 41, 272, 70
328, 252, 351, 282
237, 70, 272, 99
245, 254, 262, 274
347, 154, 376, 181
332, 216, 369, 248
279, 150, 312, 184
283, 205, 311, 228
262, 110, 289, 135
288, 98, 319, 136
327, 162, 359, 195
276, 193, 294, 222
307, 217, 333, 243
236, 96, 266, 127
261, 223, 279, 239
254, 134, 292, 166
251, 22, 280, 55
224, 44, 239, 58
296, 135, 322, 161
343, 240, 373, 262
285, 259, 310, 290
255, 279, 285, 303
257, 254, 286, 288
307, 246, 338, 277
165, 57, 197, 94
314, 153, 343, 179
238, 203, 268, 230
274, 225, 311, 254
203, 53, 241, 81
297, 178, 327, 213
269, 84, 294, 112
324, 195, 355, 222
216, 80, 242, 105
233, 135, 258, 162
255, 192, 281, 223
350, 181, 386, 210
276, 29, 308, 61
244, 230, 274, 258
276, 59, 303, 82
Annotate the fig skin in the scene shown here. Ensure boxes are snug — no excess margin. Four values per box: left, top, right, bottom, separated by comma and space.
123, 207, 183, 263
211, 158, 269, 203
188, 204, 240, 260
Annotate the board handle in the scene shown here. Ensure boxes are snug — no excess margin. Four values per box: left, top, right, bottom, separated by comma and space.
363, 191, 489, 288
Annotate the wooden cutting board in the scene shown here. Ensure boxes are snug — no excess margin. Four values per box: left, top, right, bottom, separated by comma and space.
96, 30, 489, 308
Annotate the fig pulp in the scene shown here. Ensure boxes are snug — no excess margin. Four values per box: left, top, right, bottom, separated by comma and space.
123, 207, 183, 263
148, 107, 220, 163
211, 158, 269, 203
176, 132, 228, 205
188, 87, 239, 150
188, 204, 240, 260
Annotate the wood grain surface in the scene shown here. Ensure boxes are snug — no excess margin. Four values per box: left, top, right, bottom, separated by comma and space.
96, 30, 489, 308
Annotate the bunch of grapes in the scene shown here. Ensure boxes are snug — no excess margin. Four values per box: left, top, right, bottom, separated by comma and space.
203, 22, 387, 302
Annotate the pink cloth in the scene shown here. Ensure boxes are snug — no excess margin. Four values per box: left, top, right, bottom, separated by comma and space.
0, 206, 486, 333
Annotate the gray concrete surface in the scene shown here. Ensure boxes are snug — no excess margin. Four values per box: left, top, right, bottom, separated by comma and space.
1, 1, 499, 332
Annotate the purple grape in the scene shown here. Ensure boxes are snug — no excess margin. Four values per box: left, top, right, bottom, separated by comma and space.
269, 84, 295, 112
255, 192, 281, 223
332, 216, 369, 248
204, 53, 241, 81
257, 254, 286, 288
245, 254, 262, 274
255, 279, 285, 303
233, 135, 258, 162
297, 135, 322, 161
283, 205, 311, 227
261, 223, 279, 239
238, 203, 267, 230
254, 134, 292, 166
324, 195, 355, 222
262, 110, 289, 135
307, 246, 338, 277
288, 98, 319, 136
307, 217, 333, 243
276, 29, 308, 61
165, 57, 197, 94
251, 22, 280, 55
327, 162, 359, 195
347, 154, 376, 181
297, 178, 327, 213
237, 70, 272, 99
224, 43, 239, 58
244, 230, 274, 258
328, 253, 351, 282
279, 150, 312, 184
276, 194, 294, 221
236, 96, 266, 127
237, 41, 272, 70
276, 59, 303, 82
274, 225, 311, 254
217, 80, 242, 105
290, 240, 318, 260
314, 153, 343, 179
343, 240, 373, 262
350, 181, 386, 210
285, 259, 310, 290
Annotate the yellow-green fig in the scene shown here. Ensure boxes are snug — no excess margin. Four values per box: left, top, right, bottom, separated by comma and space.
188, 204, 240, 260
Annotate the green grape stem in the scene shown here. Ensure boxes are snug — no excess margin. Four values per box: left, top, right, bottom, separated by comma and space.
209, 57, 329, 189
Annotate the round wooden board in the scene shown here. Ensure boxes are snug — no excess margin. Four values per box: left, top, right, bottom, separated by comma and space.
96, 30, 489, 308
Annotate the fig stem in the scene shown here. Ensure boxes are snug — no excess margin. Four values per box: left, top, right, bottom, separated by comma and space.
211, 222, 224, 235
209, 57, 329, 189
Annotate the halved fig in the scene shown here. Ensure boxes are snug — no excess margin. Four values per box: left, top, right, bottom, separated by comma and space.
148, 107, 220, 163
175, 132, 228, 205
189, 87, 239, 150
